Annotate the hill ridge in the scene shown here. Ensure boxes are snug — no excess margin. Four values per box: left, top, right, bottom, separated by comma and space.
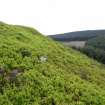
49, 30, 105, 41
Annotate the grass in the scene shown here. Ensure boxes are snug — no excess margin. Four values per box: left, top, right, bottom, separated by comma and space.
0, 22, 105, 105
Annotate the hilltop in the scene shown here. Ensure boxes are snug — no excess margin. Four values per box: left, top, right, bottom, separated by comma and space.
0, 22, 105, 105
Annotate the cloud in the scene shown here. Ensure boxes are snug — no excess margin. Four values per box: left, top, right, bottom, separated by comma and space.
0, 0, 105, 35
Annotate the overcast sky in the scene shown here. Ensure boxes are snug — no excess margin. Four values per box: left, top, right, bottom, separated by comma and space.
0, 0, 105, 35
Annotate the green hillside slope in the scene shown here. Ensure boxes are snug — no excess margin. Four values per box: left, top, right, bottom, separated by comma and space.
0, 22, 105, 105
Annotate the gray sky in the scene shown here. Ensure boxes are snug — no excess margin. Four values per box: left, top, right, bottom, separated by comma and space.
0, 0, 105, 35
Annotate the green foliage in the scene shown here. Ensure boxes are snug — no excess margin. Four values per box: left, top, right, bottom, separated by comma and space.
19, 48, 31, 58
87, 35, 105, 50
79, 35, 105, 64
0, 22, 105, 104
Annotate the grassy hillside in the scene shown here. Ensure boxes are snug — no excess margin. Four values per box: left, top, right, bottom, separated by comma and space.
49, 30, 105, 41
0, 22, 105, 105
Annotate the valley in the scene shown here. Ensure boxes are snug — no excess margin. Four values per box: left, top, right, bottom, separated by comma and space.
49, 30, 105, 65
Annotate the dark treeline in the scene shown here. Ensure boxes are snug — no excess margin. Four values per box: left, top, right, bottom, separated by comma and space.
49, 30, 105, 41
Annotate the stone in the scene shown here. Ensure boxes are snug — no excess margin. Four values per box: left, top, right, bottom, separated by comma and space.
39, 56, 47, 62
0, 69, 5, 76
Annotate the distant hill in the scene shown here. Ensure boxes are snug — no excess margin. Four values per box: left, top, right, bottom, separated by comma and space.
49, 30, 105, 41
1, 22, 105, 104
80, 35, 105, 64
86, 35, 105, 50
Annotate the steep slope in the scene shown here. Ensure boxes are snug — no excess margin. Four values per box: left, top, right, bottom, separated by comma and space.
49, 30, 105, 41
0, 22, 105, 105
